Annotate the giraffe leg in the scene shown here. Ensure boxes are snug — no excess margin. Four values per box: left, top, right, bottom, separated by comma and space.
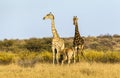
73, 47, 77, 63
73, 50, 75, 63
52, 47, 55, 64
61, 56, 67, 65
56, 52, 59, 64
80, 45, 84, 58
76, 47, 80, 62
68, 57, 71, 65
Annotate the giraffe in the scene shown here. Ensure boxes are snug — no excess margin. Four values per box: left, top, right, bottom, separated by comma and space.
43, 12, 64, 64
73, 16, 84, 63
59, 48, 74, 65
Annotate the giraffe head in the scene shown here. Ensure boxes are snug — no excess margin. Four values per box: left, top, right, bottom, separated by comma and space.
43, 12, 55, 20
73, 16, 78, 26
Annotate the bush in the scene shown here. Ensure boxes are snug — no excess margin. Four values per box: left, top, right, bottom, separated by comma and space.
84, 50, 120, 63
0, 52, 15, 64
16, 51, 38, 67
16, 51, 52, 67
36, 51, 52, 63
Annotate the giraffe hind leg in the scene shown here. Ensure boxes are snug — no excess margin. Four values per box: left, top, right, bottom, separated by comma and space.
80, 45, 84, 57
79, 45, 85, 60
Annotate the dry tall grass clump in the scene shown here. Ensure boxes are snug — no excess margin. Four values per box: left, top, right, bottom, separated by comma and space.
0, 62, 120, 78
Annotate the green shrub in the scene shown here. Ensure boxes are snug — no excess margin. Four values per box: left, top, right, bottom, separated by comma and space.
84, 50, 120, 63
0, 52, 15, 64
16, 51, 52, 67
36, 51, 52, 63
104, 51, 120, 63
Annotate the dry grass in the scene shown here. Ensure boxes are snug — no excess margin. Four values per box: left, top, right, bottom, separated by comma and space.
0, 62, 120, 78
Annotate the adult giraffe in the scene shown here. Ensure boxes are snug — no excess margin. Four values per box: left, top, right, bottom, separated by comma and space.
43, 12, 64, 64
73, 16, 84, 63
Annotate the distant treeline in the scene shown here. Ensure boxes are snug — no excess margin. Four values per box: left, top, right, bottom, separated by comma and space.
0, 34, 120, 52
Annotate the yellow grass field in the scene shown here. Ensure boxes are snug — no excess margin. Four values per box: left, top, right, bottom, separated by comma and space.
0, 62, 120, 78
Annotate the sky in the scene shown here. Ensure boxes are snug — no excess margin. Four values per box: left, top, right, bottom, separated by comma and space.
0, 0, 120, 40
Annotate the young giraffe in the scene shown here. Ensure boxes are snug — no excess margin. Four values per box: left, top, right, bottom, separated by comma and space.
43, 12, 64, 64
59, 48, 74, 65
73, 16, 84, 63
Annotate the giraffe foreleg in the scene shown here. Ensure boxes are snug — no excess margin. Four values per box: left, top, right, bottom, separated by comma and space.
56, 50, 60, 64
52, 47, 55, 64
61, 56, 67, 65
73, 47, 77, 63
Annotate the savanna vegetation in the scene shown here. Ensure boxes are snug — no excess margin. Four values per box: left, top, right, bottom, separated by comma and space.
0, 62, 120, 78
0, 34, 120, 78
0, 34, 120, 66
0, 34, 120, 53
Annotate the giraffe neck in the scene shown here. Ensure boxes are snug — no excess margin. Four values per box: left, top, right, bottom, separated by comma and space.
75, 23, 81, 36
51, 19, 60, 38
